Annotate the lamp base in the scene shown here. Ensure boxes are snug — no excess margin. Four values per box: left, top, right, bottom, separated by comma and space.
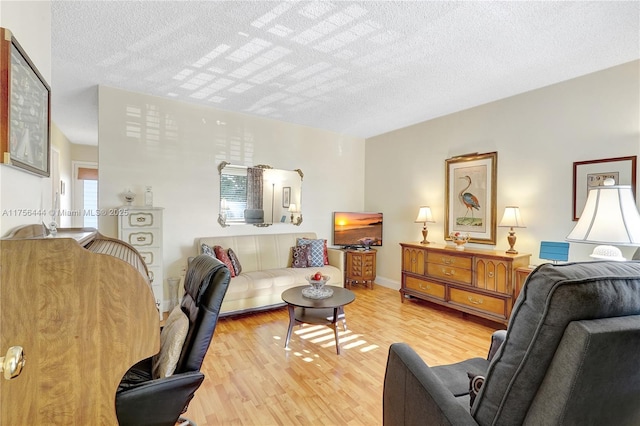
506, 229, 518, 254
420, 227, 429, 245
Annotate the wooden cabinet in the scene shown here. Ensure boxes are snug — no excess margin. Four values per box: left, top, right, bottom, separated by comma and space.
345, 249, 376, 289
515, 266, 534, 302
400, 243, 530, 324
119, 207, 164, 316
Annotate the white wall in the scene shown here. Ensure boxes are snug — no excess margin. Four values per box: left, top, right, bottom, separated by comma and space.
366, 60, 640, 288
98, 86, 365, 301
0, 1, 52, 235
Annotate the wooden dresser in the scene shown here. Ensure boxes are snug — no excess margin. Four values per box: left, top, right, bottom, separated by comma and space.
400, 242, 530, 324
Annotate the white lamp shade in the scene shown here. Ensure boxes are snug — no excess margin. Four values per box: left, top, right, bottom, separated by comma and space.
567, 184, 640, 245
415, 206, 434, 223
499, 206, 525, 228
288, 203, 297, 213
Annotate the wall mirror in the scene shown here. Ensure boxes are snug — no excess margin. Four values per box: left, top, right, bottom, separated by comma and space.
218, 161, 303, 227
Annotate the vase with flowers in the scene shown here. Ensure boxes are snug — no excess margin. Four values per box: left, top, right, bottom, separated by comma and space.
449, 232, 470, 250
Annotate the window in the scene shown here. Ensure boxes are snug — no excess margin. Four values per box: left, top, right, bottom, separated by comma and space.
220, 174, 247, 221
73, 163, 98, 228
83, 179, 98, 228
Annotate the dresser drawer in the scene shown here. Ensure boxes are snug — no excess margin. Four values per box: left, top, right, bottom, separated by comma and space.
427, 252, 472, 269
124, 211, 160, 228
449, 288, 507, 318
427, 263, 472, 284
137, 247, 162, 267
123, 231, 156, 247
405, 276, 445, 300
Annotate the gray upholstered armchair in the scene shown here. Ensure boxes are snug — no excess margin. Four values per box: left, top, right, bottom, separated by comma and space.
383, 261, 640, 425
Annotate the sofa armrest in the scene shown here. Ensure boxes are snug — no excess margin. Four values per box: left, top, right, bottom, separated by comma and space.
383, 343, 477, 426
487, 329, 507, 361
327, 248, 345, 281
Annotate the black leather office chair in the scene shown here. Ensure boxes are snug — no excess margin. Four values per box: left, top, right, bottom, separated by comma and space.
116, 254, 230, 426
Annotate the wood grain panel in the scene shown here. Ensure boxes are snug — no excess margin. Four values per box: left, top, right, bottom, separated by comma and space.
426, 263, 473, 284
449, 287, 507, 317
405, 276, 446, 300
0, 238, 159, 425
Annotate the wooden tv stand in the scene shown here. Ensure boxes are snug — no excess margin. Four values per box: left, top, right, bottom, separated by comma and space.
400, 242, 530, 324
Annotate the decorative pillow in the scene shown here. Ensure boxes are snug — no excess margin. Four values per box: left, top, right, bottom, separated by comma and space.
152, 305, 189, 379
292, 245, 310, 268
298, 237, 329, 265
213, 245, 236, 277
201, 243, 216, 258
296, 238, 324, 267
227, 248, 242, 275
467, 372, 485, 410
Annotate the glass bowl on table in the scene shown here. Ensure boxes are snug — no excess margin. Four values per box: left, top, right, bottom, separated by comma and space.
303, 274, 333, 299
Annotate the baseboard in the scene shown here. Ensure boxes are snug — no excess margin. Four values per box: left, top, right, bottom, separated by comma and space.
374, 276, 400, 290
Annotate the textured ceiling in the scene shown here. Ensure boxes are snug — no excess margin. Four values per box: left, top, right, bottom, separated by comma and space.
51, 1, 640, 146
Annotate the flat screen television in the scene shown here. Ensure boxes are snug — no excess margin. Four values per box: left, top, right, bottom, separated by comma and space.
333, 212, 383, 248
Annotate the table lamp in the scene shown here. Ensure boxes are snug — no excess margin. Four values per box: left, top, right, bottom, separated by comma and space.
566, 178, 640, 260
415, 206, 435, 244
499, 206, 525, 254
288, 203, 297, 223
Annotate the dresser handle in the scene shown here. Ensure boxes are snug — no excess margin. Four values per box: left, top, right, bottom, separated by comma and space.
136, 217, 146, 222
443, 269, 454, 276
442, 258, 453, 265
137, 236, 146, 242
468, 296, 483, 305
419, 283, 431, 291
488, 272, 494, 278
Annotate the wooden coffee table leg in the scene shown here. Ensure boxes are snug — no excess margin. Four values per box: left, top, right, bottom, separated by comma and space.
332, 307, 341, 355
338, 306, 347, 331
285, 304, 296, 349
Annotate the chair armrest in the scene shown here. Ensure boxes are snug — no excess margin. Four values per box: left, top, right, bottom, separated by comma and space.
383, 343, 477, 426
116, 371, 204, 426
327, 248, 345, 283
487, 329, 507, 361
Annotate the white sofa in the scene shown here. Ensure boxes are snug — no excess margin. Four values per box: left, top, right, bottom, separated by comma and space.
196, 233, 345, 316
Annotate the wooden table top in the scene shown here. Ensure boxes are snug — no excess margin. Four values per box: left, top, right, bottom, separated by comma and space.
281, 286, 355, 308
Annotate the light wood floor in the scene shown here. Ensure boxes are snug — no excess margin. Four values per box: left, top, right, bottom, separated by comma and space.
182, 284, 503, 425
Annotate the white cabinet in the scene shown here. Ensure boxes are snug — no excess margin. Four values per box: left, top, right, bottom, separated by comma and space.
119, 207, 164, 317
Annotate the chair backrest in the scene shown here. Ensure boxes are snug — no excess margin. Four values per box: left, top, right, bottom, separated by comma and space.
473, 261, 640, 426
176, 254, 230, 374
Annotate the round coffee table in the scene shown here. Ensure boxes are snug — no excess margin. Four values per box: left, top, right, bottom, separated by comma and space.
281, 286, 356, 354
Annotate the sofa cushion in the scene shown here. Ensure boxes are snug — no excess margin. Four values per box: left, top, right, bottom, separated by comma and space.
292, 245, 310, 268
296, 238, 324, 267
227, 248, 242, 275
213, 245, 236, 277
473, 261, 640, 426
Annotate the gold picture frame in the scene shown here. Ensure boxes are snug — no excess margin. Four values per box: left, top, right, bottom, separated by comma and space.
445, 152, 497, 244
0, 28, 51, 177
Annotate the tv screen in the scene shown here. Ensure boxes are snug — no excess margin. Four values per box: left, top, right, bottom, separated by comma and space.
333, 212, 383, 248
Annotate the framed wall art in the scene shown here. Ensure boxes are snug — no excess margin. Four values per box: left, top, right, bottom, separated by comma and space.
282, 186, 291, 208
0, 27, 51, 177
572, 155, 637, 221
445, 151, 497, 244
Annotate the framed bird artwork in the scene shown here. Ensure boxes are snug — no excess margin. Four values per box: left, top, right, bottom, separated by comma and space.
445, 152, 497, 245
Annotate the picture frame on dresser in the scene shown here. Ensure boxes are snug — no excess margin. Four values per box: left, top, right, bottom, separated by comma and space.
445, 151, 497, 245
572, 155, 637, 221
0, 28, 51, 177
